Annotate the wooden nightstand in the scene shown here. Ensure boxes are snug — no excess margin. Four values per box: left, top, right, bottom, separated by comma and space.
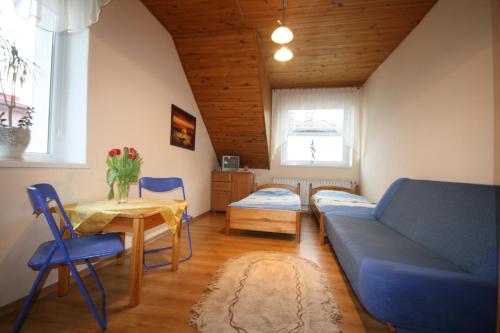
211, 171, 254, 212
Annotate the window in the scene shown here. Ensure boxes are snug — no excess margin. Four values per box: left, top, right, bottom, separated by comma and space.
272, 87, 359, 168
0, 1, 54, 154
282, 109, 351, 167
0, 0, 88, 166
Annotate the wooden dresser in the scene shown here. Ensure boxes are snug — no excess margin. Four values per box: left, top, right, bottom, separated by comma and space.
211, 171, 255, 212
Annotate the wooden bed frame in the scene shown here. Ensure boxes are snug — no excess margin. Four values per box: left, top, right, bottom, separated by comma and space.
309, 183, 360, 244
225, 183, 302, 242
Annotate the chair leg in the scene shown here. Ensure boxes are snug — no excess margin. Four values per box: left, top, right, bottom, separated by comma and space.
143, 220, 193, 269
67, 262, 107, 331
12, 266, 49, 333
84, 259, 107, 327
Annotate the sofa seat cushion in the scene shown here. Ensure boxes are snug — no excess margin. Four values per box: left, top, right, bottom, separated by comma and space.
324, 214, 463, 287
324, 214, 496, 332
358, 257, 496, 333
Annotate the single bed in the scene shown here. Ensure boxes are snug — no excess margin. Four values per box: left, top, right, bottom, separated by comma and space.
225, 183, 302, 242
309, 184, 375, 244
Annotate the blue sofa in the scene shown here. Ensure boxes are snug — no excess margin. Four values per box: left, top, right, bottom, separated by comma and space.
324, 178, 498, 333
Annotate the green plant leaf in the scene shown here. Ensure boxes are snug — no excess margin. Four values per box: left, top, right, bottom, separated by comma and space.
107, 170, 118, 186
108, 187, 114, 200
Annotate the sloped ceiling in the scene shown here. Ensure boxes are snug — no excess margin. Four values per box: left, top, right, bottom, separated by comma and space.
238, 0, 437, 88
141, 0, 437, 169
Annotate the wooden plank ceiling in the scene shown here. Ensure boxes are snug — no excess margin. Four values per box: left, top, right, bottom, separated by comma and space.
141, 0, 437, 169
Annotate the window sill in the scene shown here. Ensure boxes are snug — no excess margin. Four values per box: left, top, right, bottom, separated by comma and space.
281, 162, 352, 168
0, 157, 89, 169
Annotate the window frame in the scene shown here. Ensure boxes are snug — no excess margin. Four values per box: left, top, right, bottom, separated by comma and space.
0, 29, 89, 168
280, 108, 352, 168
25, 27, 56, 157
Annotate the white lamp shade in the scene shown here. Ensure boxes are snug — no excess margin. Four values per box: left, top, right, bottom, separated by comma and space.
271, 26, 294, 44
274, 46, 293, 62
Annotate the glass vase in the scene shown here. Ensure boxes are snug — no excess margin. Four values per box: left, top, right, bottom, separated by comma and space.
117, 181, 130, 204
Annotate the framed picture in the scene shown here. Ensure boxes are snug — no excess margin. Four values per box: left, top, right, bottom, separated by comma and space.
170, 104, 196, 151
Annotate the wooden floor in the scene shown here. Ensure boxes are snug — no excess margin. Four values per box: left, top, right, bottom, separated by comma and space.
0, 213, 390, 333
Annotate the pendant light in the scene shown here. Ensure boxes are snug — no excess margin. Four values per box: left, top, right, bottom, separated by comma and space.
271, 21, 293, 44
272, 0, 294, 62
274, 46, 294, 61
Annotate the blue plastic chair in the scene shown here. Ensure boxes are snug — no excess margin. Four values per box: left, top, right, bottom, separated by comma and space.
139, 177, 192, 269
13, 184, 123, 333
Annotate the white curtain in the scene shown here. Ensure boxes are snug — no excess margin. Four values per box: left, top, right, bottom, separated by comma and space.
272, 87, 360, 159
12, 0, 110, 32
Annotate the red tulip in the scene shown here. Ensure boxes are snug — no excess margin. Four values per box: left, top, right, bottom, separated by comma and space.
127, 154, 136, 160
108, 148, 121, 157
129, 147, 137, 155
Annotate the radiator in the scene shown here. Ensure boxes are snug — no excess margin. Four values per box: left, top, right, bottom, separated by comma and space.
272, 177, 356, 206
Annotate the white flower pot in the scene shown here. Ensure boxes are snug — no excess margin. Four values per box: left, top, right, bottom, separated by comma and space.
0, 127, 31, 160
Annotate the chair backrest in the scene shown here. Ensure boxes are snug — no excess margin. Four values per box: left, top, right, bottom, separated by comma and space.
139, 177, 186, 200
26, 184, 77, 242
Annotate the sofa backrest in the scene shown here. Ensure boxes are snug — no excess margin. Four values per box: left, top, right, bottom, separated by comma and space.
377, 179, 496, 274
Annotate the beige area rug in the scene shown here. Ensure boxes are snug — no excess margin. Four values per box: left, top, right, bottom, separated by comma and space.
190, 251, 341, 333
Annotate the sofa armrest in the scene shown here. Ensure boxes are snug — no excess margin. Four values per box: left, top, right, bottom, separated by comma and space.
357, 258, 496, 333
372, 178, 408, 219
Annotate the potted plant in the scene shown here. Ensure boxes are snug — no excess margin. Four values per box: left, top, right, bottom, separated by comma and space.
106, 147, 143, 204
0, 35, 36, 159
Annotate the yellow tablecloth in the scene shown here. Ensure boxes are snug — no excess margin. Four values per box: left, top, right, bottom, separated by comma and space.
63, 198, 188, 235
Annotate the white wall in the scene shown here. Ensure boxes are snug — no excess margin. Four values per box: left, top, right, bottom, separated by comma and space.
0, 0, 217, 307
360, 0, 495, 201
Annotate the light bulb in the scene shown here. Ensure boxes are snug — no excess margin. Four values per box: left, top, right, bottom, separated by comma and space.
271, 26, 294, 44
274, 46, 293, 62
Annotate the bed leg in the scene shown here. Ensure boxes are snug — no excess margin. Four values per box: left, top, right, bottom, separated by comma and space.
295, 212, 301, 243
319, 213, 325, 245
225, 208, 231, 235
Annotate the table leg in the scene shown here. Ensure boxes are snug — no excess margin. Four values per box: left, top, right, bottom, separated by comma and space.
116, 232, 126, 265
58, 265, 70, 296
58, 217, 70, 297
129, 218, 144, 306
171, 225, 181, 271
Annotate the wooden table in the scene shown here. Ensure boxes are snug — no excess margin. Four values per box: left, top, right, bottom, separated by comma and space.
55, 201, 185, 306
